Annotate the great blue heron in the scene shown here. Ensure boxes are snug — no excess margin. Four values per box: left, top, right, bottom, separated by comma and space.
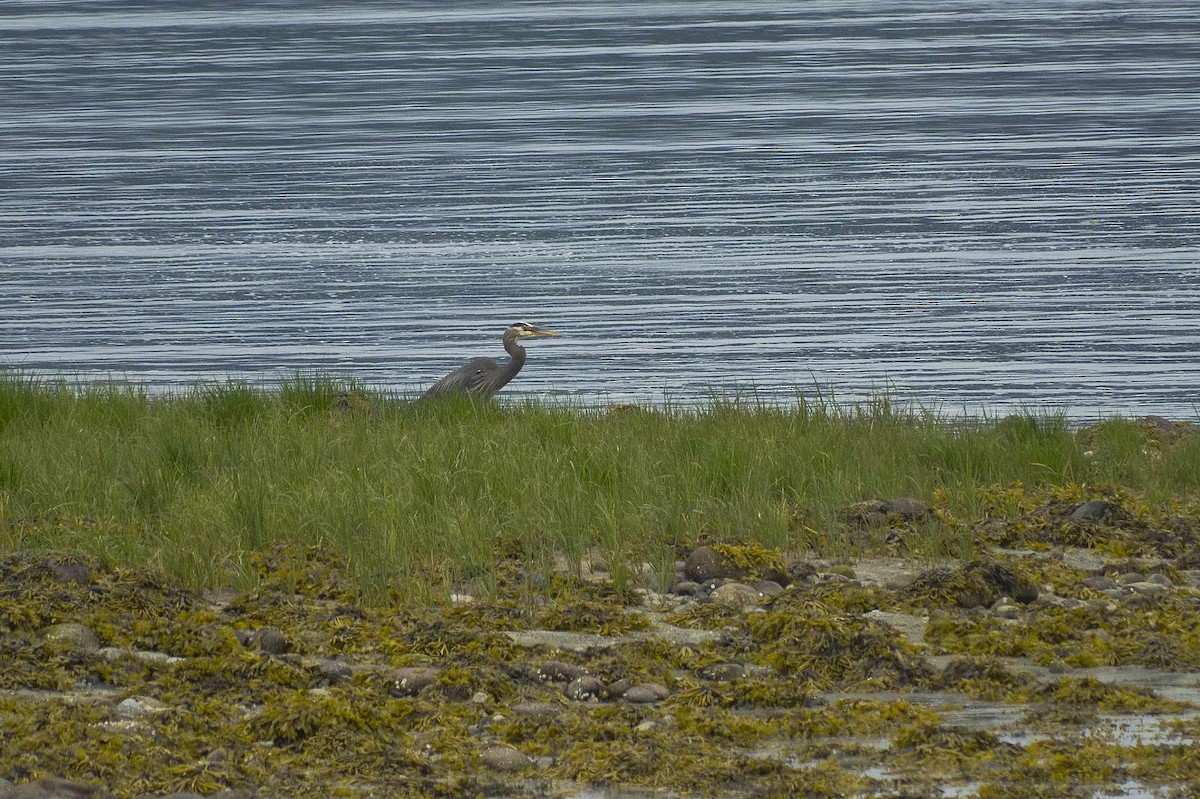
422, 321, 560, 399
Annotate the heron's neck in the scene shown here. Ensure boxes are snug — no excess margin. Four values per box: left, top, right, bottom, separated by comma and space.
501, 332, 527, 375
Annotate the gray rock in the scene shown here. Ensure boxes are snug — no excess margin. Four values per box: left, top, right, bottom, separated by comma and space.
1126, 582, 1169, 599
537, 660, 589, 682
511, 701, 560, 718
606, 678, 633, 697
991, 602, 1022, 620
789, 562, 819, 582
701, 663, 747, 681
566, 676, 605, 701
1117, 572, 1146, 586
641, 682, 671, 700
0, 778, 115, 799
314, 657, 353, 684
38, 623, 100, 652
1144, 572, 1174, 588
709, 582, 761, 608
622, 685, 664, 704
1069, 499, 1117, 524
672, 580, 703, 596
389, 666, 441, 697
753, 580, 783, 596
843, 499, 889, 528
886, 497, 930, 520
1082, 576, 1118, 591
244, 628, 289, 655
112, 696, 169, 721
480, 744, 534, 772
683, 546, 742, 583
49, 559, 91, 587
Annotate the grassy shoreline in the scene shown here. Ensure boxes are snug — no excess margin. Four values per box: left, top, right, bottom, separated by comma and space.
2, 373, 1198, 598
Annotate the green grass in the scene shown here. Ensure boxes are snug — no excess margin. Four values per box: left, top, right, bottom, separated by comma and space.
0, 372, 1196, 598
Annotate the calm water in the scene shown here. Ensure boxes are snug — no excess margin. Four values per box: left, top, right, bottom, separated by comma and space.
2, 2, 1199, 415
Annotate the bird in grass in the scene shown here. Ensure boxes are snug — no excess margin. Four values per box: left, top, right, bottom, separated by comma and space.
422, 321, 560, 400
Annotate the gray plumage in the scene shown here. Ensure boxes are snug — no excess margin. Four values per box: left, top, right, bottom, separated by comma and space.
423, 321, 559, 400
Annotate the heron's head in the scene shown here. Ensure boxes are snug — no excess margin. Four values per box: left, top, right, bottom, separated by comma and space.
506, 321, 560, 340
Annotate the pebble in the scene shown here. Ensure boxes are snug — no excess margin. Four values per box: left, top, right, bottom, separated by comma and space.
709, 582, 762, 608
470, 691, 490, 704
566, 676, 605, 701
480, 744, 534, 772
38, 623, 100, 652
389, 666, 441, 697
634, 720, 658, 733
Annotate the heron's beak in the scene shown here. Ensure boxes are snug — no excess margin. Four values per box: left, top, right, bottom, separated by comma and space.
530, 326, 560, 338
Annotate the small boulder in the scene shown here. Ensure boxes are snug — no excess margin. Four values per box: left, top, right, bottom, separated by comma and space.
566, 676, 605, 701
700, 663, 747, 681
38, 623, 100, 652
843, 500, 889, 529
511, 701, 559, 718
48, 559, 92, 587
709, 582, 761, 608
537, 660, 589, 683
112, 696, 169, 721
243, 628, 289, 655
1126, 582, 1169, 600
886, 497, 930, 520
753, 580, 783, 596
622, 685, 664, 704
671, 580, 703, 596
480, 744, 534, 772
389, 666, 441, 697
0, 778, 115, 799
684, 546, 740, 582
1069, 499, 1118, 524
314, 658, 353, 685
605, 678, 633, 697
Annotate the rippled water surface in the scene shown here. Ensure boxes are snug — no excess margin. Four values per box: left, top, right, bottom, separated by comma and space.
2, 2, 1199, 414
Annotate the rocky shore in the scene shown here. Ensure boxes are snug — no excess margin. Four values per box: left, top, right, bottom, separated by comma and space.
3, 483, 1200, 798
